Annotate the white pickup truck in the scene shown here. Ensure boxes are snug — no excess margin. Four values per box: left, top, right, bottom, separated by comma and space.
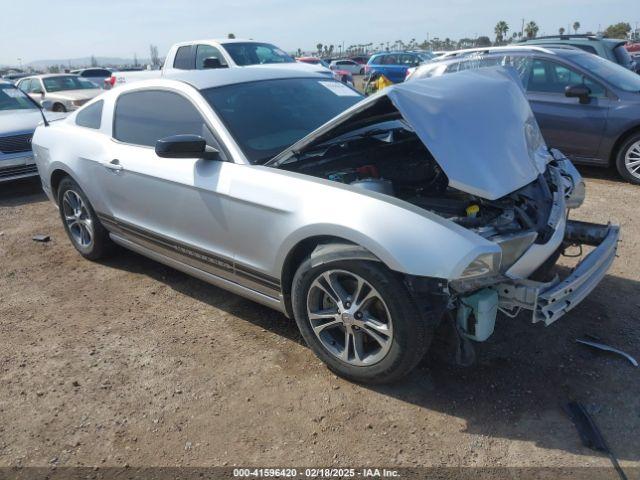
107, 39, 336, 88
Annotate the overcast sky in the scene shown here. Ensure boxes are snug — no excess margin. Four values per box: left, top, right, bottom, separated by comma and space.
1, 0, 638, 65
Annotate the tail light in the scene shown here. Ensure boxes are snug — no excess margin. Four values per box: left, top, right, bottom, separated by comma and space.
364, 65, 371, 75
106, 76, 116, 87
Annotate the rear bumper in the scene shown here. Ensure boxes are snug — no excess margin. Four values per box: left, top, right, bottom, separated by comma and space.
496, 220, 620, 325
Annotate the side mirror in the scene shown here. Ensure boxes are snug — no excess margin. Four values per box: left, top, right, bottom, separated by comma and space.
565, 84, 591, 104
155, 135, 220, 160
202, 57, 227, 69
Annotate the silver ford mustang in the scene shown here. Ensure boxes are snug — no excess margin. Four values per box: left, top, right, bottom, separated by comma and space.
32, 67, 620, 383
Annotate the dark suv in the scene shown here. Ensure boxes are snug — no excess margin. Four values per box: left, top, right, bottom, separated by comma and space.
519, 35, 637, 72
408, 46, 640, 184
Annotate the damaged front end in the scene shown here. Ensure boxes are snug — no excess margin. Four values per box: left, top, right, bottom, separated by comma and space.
269, 68, 620, 344
453, 154, 619, 341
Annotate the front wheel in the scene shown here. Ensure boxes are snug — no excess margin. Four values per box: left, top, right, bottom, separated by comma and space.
52, 103, 67, 113
291, 257, 431, 384
615, 133, 640, 185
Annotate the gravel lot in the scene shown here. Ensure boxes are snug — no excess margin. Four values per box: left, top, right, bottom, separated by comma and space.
1, 169, 639, 473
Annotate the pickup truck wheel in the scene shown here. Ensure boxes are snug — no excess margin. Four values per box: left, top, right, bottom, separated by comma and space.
615, 133, 640, 185
57, 177, 112, 260
292, 257, 429, 384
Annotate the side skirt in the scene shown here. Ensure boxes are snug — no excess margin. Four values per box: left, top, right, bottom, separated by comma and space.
110, 233, 287, 314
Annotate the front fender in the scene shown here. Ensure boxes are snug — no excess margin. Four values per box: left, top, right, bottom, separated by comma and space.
273, 190, 500, 281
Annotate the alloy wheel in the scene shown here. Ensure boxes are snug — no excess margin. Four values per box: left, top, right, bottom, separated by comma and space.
62, 190, 94, 248
306, 269, 394, 366
625, 140, 640, 180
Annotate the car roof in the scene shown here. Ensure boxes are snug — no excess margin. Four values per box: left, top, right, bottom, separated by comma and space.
520, 35, 626, 46
173, 38, 273, 47
133, 66, 326, 91
22, 73, 80, 79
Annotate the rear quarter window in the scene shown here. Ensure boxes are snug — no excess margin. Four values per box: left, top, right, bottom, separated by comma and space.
75, 100, 103, 129
173, 46, 194, 70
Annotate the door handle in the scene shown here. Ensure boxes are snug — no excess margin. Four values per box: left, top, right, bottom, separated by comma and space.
104, 159, 123, 171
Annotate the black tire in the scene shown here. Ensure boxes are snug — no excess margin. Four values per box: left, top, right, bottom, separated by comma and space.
52, 103, 66, 113
291, 256, 431, 384
615, 132, 640, 185
57, 177, 113, 260
359, 67, 365, 75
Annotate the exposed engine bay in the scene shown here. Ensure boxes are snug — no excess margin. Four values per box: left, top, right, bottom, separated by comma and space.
282, 122, 557, 244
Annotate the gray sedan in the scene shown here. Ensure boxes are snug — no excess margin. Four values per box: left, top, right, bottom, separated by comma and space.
407, 46, 640, 184
31, 67, 618, 383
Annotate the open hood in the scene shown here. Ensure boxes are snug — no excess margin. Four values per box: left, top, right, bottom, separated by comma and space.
268, 67, 550, 200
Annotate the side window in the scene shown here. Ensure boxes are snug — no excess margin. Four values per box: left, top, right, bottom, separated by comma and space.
196, 44, 227, 69
76, 100, 103, 129
173, 46, 194, 70
574, 44, 598, 54
114, 90, 207, 147
18, 79, 31, 92
382, 55, 398, 65
527, 59, 605, 97
502, 55, 532, 86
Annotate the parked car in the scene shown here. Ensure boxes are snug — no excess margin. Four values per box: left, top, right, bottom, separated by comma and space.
349, 56, 370, 65
16, 74, 101, 112
518, 34, 637, 72
407, 45, 640, 184
0, 80, 62, 182
2, 72, 30, 84
32, 67, 618, 383
107, 39, 335, 88
329, 59, 365, 75
365, 51, 434, 83
70, 67, 113, 88
296, 57, 331, 68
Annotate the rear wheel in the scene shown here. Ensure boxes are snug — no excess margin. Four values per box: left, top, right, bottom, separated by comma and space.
615, 133, 640, 185
57, 177, 113, 260
291, 255, 431, 384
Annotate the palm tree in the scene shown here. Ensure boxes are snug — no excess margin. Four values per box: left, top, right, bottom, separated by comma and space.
559, 27, 565, 35
525, 21, 539, 39
494, 20, 509, 45
573, 21, 580, 34
316, 43, 323, 55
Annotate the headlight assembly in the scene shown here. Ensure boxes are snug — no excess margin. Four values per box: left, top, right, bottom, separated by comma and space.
458, 252, 501, 279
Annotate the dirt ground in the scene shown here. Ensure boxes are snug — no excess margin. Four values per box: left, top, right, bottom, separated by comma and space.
1, 168, 639, 474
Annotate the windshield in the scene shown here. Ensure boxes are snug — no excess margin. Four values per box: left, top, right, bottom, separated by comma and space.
223, 42, 295, 66
201, 78, 362, 164
571, 53, 640, 92
0, 83, 38, 111
42, 76, 98, 92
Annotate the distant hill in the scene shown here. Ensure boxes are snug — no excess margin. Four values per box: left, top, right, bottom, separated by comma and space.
25, 56, 151, 70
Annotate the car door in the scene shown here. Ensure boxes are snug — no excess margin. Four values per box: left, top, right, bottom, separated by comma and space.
97, 88, 240, 283
525, 57, 610, 163
381, 54, 405, 83
195, 44, 228, 70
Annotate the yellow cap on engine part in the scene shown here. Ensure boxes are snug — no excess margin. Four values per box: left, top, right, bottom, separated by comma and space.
466, 204, 480, 217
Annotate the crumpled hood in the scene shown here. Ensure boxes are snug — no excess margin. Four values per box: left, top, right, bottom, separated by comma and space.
271, 67, 550, 200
